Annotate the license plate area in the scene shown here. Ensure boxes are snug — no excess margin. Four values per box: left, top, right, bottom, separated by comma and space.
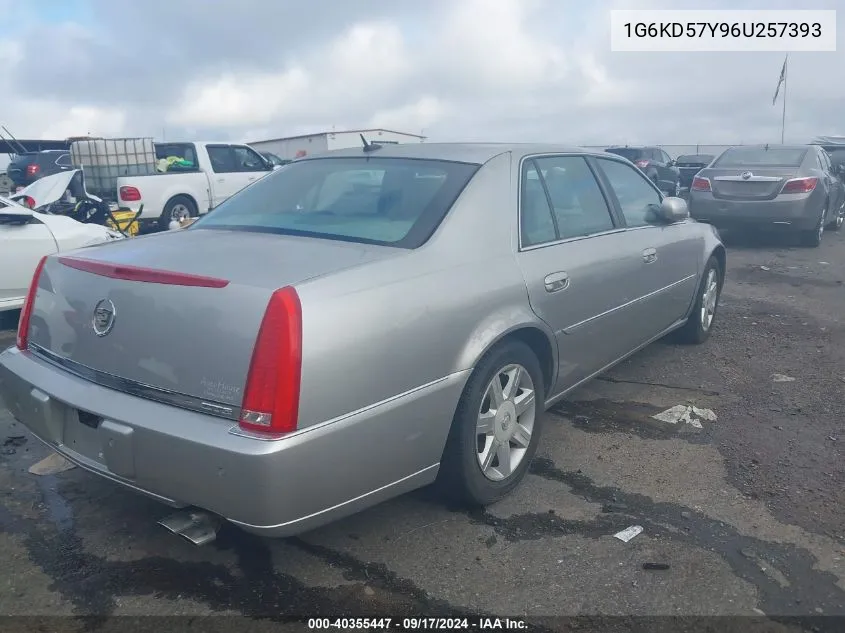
63, 409, 105, 465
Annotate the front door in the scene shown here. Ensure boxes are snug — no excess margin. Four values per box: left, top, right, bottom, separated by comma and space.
205, 145, 244, 207
592, 156, 700, 333
515, 154, 663, 393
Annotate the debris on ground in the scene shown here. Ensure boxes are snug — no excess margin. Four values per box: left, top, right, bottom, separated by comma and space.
613, 525, 643, 543
760, 265, 771, 271
642, 562, 670, 570
772, 374, 796, 382
3, 436, 26, 447
652, 405, 717, 429
28, 453, 76, 476
828, 436, 838, 442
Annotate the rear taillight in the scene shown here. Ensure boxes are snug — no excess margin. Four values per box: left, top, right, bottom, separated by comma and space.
25, 164, 39, 177
781, 177, 818, 194
119, 186, 141, 202
21, 195, 36, 209
691, 176, 711, 192
239, 286, 303, 436
16, 256, 47, 350
634, 159, 649, 169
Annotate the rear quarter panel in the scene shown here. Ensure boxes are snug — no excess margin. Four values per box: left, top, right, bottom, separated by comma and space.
294, 151, 556, 432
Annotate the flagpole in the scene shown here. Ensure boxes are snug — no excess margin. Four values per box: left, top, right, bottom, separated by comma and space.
781, 55, 788, 143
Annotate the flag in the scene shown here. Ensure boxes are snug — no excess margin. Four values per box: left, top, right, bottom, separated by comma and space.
772, 56, 788, 105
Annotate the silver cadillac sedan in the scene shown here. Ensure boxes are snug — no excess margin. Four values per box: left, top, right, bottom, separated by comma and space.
0, 143, 725, 540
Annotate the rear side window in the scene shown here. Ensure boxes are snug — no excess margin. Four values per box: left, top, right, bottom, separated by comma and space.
714, 147, 807, 167
155, 143, 198, 171
55, 153, 72, 167
606, 148, 644, 162
192, 157, 479, 248
525, 156, 614, 242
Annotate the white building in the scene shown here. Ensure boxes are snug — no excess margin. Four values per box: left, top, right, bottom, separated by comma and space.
248, 128, 426, 160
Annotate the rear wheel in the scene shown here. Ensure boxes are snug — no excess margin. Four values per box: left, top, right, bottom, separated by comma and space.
159, 195, 197, 231
800, 204, 826, 247
675, 256, 722, 345
826, 202, 844, 231
438, 340, 545, 506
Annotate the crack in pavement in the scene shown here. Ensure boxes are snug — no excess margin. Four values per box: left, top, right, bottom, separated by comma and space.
594, 376, 721, 396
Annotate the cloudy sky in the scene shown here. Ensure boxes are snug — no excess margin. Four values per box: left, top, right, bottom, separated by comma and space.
0, 0, 842, 156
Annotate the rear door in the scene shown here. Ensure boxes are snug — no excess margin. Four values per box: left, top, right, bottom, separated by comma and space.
592, 156, 701, 334
515, 154, 660, 391
818, 150, 844, 216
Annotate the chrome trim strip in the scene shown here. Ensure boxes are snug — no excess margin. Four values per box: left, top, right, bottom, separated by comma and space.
713, 175, 782, 182
561, 274, 697, 334
28, 344, 239, 421
228, 372, 464, 442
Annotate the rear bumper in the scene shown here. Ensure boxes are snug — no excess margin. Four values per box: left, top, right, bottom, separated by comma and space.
0, 346, 466, 537
688, 192, 818, 230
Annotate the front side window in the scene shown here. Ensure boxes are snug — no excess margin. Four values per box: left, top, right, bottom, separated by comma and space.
596, 158, 662, 228
232, 146, 267, 171
192, 157, 478, 248
207, 146, 237, 173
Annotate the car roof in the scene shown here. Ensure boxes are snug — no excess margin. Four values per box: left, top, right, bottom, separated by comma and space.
297, 142, 612, 165
606, 146, 653, 150
725, 144, 812, 151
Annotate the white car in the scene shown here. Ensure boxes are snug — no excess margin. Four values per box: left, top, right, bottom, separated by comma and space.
0, 193, 123, 312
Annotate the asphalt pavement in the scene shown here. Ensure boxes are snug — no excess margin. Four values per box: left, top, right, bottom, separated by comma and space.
1, 227, 844, 631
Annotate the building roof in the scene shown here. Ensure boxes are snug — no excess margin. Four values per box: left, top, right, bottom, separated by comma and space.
249, 128, 427, 145
295, 142, 607, 165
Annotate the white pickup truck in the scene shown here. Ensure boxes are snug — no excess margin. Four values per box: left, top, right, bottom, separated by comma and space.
116, 142, 275, 230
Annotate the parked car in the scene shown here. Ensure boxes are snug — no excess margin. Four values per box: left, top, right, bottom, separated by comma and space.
810, 137, 845, 179
6, 150, 73, 189
0, 194, 123, 312
688, 144, 845, 247
116, 142, 275, 230
261, 151, 291, 168
675, 154, 715, 190
605, 146, 681, 196
0, 143, 725, 541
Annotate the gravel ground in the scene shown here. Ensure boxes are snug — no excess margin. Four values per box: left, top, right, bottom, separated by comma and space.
0, 227, 844, 631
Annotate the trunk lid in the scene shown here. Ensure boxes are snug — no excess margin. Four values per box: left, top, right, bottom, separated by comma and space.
28, 228, 404, 414
702, 167, 796, 201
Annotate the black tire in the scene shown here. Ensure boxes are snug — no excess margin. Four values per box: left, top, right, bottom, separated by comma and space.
159, 195, 198, 231
799, 204, 826, 247
438, 340, 545, 506
826, 202, 844, 231
675, 255, 722, 345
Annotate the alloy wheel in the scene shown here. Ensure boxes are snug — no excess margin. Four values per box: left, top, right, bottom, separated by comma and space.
700, 268, 719, 331
475, 364, 536, 482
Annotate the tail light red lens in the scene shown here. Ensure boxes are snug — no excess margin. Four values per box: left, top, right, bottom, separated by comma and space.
16, 256, 48, 350
634, 159, 649, 169
21, 195, 36, 209
691, 176, 711, 192
25, 164, 39, 177
781, 177, 818, 194
239, 286, 303, 436
119, 186, 141, 202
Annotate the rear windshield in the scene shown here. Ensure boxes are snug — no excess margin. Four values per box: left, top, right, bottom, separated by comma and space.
714, 147, 807, 167
677, 155, 714, 164
605, 148, 645, 161
192, 157, 480, 248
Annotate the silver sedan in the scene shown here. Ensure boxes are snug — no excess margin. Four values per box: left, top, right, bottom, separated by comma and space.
0, 143, 725, 541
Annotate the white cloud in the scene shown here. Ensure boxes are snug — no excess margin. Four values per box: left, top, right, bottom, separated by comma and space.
0, 0, 843, 148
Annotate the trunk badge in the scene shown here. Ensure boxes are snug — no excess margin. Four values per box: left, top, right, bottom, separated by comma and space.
741, 171, 753, 180
92, 299, 117, 336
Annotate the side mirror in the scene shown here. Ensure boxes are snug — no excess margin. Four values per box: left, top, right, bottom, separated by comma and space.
658, 196, 689, 223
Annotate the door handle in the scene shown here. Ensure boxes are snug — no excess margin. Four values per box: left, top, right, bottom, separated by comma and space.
248, 176, 257, 181
217, 178, 225, 183
642, 247, 658, 264
544, 272, 570, 293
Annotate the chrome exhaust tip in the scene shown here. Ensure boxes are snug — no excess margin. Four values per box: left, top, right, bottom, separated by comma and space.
158, 509, 223, 546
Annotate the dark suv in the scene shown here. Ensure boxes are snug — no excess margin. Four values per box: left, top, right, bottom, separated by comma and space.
6, 150, 73, 188
604, 146, 681, 196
